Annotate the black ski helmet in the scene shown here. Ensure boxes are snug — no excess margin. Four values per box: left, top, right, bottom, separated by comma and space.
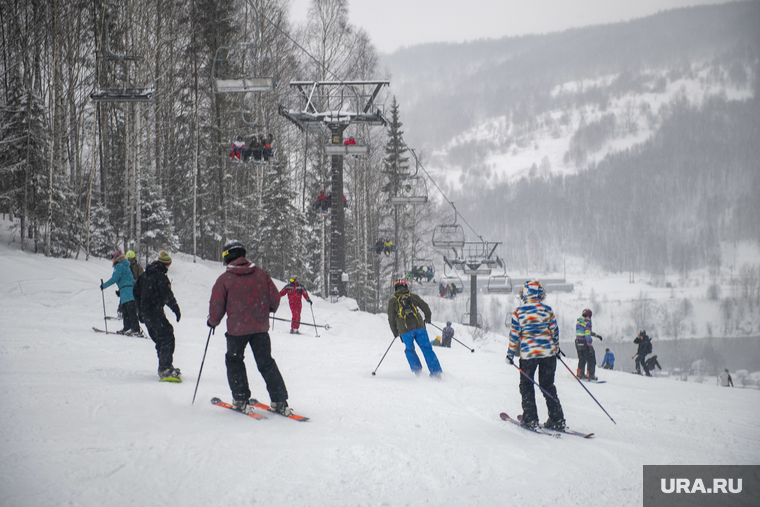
222, 240, 246, 265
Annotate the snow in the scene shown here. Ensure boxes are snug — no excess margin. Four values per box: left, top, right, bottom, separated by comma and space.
1, 220, 759, 507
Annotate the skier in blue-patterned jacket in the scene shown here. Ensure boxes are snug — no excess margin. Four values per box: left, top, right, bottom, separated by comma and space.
575, 309, 603, 380
506, 280, 565, 431
100, 250, 141, 335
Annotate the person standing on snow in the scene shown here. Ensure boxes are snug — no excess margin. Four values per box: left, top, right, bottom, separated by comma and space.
633, 330, 653, 376
126, 250, 144, 281
718, 368, 734, 387
601, 348, 615, 370
387, 278, 442, 377
441, 321, 455, 348
279, 277, 312, 334
575, 309, 603, 380
101, 250, 141, 336
133, 251, 182, 380
207, 241, 293, 416
506, 280, 565, 431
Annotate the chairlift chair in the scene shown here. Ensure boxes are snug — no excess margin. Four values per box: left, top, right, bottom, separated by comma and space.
389, 176, 428, 205
212, 43, 276, 94
487, 275, 513, 294
432, 224, 466, 249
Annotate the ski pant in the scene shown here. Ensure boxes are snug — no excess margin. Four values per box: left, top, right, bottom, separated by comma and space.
635, 354, 650, 375
225, 332, 288, 403
401, 328, 442, 375
602, 363, 614, 370
441, 332, 453, 348
576, 344, 596, 377
289, 301, 302, 330
120, 300, 140, 333
143, 314, 175, 372
518, 355, 564, 425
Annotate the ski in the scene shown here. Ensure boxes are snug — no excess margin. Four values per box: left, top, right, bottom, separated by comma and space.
92, 327, 147, 339
517, 414, 595, 439
567, 374, 606, 383
210, 397, 266, 420
500, 413, 560, 437
250, 398, 309, 422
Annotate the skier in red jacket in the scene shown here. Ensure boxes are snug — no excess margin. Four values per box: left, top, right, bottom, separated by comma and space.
279, 277, 312, 334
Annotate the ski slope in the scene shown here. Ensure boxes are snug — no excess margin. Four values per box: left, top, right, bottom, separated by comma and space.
1, 231, 758, 507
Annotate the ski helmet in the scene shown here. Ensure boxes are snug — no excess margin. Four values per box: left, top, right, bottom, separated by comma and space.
222, 241, 246, 265
290, 277, 298, 283
446, 321, 452, 327
393, 278, 408, 290
125, 250, 136, 259
582, 309, 592, 318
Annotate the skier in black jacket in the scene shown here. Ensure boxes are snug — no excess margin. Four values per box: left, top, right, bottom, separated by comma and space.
134, 251, 182, 380
633, 330, 653, 376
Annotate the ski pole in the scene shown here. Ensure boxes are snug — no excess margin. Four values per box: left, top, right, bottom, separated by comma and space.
372, 336, 397, 376
309, 303, 319, 337
100, 279, 108, 333
507, 360, 558, 402
557, 350, 617, 424
428, 322, 474, 353
192, 327, 214, 405
270, 315, 330, 329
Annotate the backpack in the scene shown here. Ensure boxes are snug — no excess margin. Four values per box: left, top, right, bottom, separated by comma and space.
643, 338, 653, 355
395, 293, 418, 321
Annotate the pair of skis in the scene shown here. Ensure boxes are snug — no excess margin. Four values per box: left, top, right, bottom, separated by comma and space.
499, 413, 594, 438
210, 397, 309, 422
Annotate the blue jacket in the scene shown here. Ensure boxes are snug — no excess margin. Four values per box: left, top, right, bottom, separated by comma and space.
602, 351, 615, 367
102, 258, 136, 304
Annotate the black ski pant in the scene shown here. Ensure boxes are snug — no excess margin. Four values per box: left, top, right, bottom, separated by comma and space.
226, 332, 288, 403
635, 354, 650, 375
121, 300, 140, 333
518, 356, 564, 425
143, 314, 176, 372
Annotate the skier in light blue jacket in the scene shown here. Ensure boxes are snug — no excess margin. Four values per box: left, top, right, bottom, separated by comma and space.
101, 250, 141, 335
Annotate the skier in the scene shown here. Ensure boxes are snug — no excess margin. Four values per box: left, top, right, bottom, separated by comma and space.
383, 238, 394, 256
507, 280, 564, 430
601, 348, 615, 370
644, 354, 662, 374
261, 133, 274, 161
441, 321, 455, 348
575, 309, 603, 380
207, 241, 293, 415
125, 250, 144, 281
387, 278, 442, 377
230, 136, 245, 162
316, 190, 328, 213
718, 368, 734, 387
279, 277, 312, 334
133, 251, 182, 380
244, 135, 260, 162
633, 330, 653, 376
343, 136, 356, 145
100, 250, 141, 336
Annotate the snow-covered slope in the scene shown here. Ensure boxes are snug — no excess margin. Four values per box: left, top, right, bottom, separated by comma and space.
1, 227, 758, 507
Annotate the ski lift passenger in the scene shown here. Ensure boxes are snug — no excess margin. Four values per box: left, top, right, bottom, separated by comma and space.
343, 136, 356, 145
316, 190, 328, 213
426, 266, 434, 282
439, 283, 446, 298
383, 238, 394, 256
244, 135, 261, 162
231, 136, 245, 162
262, 133, 274, 161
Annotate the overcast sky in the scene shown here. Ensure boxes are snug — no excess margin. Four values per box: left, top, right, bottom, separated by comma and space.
288, 0, 735, 54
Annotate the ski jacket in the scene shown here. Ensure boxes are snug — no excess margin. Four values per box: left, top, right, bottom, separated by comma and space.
133, 261, 180, 321
601, 351, 615, 367
575, 316, 601, 348
442, 326, 455, 341
387, 287, 431, 337
634, 334, 653, 356
129, 257, 144, 281
102, 257, 135, 304
718, 372, 733, 387
508, 296, 559, 360
208, 257, 280, 336
279, 282, 310, 306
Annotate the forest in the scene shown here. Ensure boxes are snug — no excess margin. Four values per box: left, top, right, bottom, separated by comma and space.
0, 0, 435, 313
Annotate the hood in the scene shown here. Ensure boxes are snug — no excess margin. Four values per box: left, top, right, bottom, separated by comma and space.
146, 260, 168, 275
112, 255, 127, 266
518, 280, 545, 303
394, 286, 411, 296
226, 256, 256, 275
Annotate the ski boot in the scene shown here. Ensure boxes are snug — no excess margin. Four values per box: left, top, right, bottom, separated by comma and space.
232, 399, 253, 414
270, 401, 294, 416
158, 367, 181, 380
587, 372, 598, 381
577, 369, 586, 380
520, 416, 539, 430
544, 418, 566, 431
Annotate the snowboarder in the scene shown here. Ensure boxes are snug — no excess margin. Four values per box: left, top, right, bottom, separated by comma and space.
387, 278, 442, 377
718, 368, 734, 387
506, 280, 565, 431
441, 321, 455, 348
100, 250, 141, 336
601, 348, 615, 370
644, 354, 662, 374
207, 241, 292, 415
575, 309, 603, 380
125, 250, 144, 281
133, 251, 181, 380
633, 330, 653, 376
279, 277, 312, 334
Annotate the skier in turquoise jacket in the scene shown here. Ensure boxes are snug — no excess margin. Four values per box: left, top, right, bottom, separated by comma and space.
101, 250, 141, 335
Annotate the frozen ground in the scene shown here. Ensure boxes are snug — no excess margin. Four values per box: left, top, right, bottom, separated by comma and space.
1, 222, 758, 507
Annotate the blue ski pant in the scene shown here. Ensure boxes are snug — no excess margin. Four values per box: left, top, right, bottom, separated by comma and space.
400, 328, 442, 375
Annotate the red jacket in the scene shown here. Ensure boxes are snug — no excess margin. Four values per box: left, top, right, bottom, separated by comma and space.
280, 282, 310, 306
208, 257, 280, 336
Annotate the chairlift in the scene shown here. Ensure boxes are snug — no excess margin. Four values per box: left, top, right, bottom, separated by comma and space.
432, 206, 466, 248
389, 176, 428, 205
460, 311, 484, 328
212, 42, 276, 93
90, 11, 154, 102
487, 275, 513, 294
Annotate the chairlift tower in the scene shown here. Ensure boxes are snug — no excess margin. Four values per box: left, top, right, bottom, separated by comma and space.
280, 80, 389, 299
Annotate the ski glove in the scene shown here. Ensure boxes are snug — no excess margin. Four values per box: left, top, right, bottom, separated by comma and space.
206, 319, 215, 329
598, 335, 603, 341
115, 290, 120, 297
99, 283, 104, 290
174, 309, 181, 322
307, 299, 312, 305
505, 354, 514, 365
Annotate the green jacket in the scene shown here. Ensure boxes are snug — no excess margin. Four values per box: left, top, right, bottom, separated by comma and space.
387, 287, 431, 337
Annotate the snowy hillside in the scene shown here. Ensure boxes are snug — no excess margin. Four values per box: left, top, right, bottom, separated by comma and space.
1, 223, 759, 507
